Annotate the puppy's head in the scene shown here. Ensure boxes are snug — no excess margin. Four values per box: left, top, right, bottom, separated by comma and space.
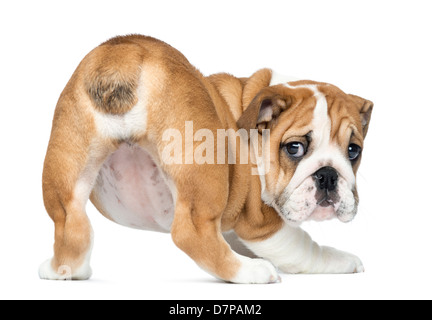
238, 70, 373, 225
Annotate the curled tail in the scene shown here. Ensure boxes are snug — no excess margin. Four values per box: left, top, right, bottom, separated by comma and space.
84, 35, 145, 114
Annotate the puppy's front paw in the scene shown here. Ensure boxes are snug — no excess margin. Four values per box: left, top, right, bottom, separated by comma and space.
230, 255, 280, 284
321, 247, 364, 274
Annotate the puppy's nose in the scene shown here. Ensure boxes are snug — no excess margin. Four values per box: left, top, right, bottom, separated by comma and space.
314, 166, 338, 191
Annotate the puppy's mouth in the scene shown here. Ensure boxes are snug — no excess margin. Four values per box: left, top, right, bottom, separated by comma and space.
305, 197, 335, 223
315, 189, 340, 208
309, 199, 338, 221
317, 197, 333, 207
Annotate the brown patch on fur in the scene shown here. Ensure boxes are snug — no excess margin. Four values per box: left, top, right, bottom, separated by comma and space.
237, 82, 317, 132
84, 37, 145, 114
234, 175, 284, 242
207, 73, 245, 120
241, 68, 272, 111
318, 83, 373, 151
349, 94, 373, 138
171, 196, 241, 281
314, 83, 373, 178
237, 87, 292, 131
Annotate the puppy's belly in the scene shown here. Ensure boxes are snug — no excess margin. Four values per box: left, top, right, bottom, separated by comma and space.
91, 143, 174, 232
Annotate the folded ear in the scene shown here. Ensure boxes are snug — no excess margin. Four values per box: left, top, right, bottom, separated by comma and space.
349, 94, 374, 138
237, 88, 292, 131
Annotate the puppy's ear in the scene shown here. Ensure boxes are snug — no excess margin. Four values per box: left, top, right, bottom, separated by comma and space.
349, 94, 374, 138
237, 88, 292, 131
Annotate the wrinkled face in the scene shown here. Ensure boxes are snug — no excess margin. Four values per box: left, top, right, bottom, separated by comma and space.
249, 81, 373, 226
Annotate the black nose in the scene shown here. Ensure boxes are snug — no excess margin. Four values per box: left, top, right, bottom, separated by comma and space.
314, 166, 338, 191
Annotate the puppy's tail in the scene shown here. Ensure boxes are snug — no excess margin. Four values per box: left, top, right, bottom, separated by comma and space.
84, 36, 145, 115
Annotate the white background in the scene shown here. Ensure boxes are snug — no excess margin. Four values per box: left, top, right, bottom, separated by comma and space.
1, 0, 431, 300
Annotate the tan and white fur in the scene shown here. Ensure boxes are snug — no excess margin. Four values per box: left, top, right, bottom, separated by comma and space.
39, 35, 373, 283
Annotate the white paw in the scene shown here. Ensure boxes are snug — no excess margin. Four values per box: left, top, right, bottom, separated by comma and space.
39, 258, 92, 280
321, 247, 364, 274
230, 254, 280, 284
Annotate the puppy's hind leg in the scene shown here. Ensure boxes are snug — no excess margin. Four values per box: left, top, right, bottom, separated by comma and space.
39, 105, 111, 280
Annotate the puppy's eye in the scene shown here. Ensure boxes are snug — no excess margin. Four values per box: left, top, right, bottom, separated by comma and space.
348, 144, 362, 161
285, 142, 306, 158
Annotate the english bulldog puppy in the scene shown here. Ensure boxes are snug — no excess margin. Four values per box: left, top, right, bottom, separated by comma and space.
39, 35, 373, 283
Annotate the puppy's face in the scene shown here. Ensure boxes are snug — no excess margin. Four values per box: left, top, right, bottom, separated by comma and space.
239, 80, 373, 225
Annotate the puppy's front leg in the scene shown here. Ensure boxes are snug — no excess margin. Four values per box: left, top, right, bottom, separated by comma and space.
241, 223, 364, 274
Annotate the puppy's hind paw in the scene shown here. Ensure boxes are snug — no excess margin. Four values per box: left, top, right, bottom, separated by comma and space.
39, 258, 92, 280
